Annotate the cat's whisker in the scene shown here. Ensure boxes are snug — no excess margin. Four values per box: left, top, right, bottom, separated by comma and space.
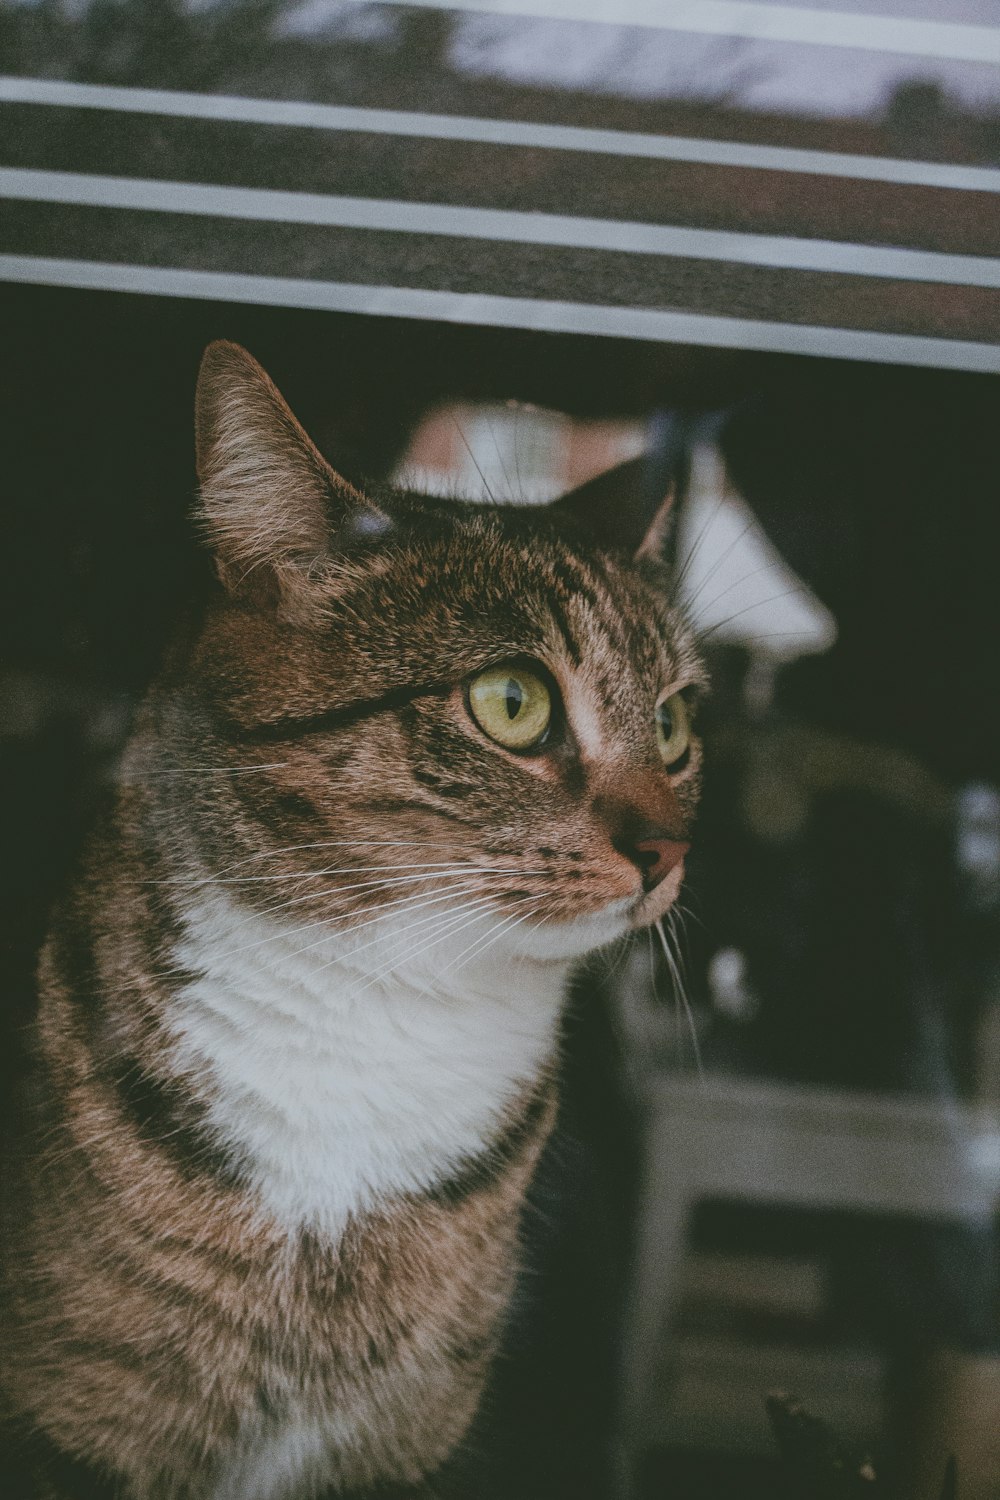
215, 874, 460, 931
324, 896, 513, 994
696, 586, 812, 644
451, 414, 497, 503
265, 872, 497, 926
163, 859, 546, 889
368, 908, 529, 1008
353, 888, 544, 995
238, 872, 471, 926
666, 907, 689, 980
666, 910, 696, 1030
134, 880, 513, 987
672, 489, 728, 596
365, 899, 507, 980
689, 557, 802, 621
322, 899, 498, 980
484, 416, 515, 502
680, 518, 757, 613
386, 890, 537, 967
259, 863, 542, 897
162, 839, 485, 885
141, 873, 550, 984
121, 763, 290, 778
240, 865, 545, 927
638, 926, 652, 987
655, 916, 704, 1081
167, 871, 471, 954
440, 894, 549, 978
672, 902, 705, 933
593, 932, 632, 984
206, 881, 492, 969
309, 904, 495, 999
731, 629, 821, 643
162, 859, 500, 888
512, 405, 525, 503
442, 899, 546, 981
285, 886, 496, 969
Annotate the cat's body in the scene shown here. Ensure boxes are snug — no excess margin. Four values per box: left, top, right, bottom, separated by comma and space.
1, 345, 703, 1499
6, 804, 560, 1500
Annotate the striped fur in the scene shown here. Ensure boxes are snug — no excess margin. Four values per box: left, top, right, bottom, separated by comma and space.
1, 344, 705, 1499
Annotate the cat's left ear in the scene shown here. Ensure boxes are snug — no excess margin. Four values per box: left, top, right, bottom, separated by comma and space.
195, 341, 390, 619
548, 452, 677, 564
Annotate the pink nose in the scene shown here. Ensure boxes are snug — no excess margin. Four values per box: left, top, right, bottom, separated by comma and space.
632, 838, 690, 891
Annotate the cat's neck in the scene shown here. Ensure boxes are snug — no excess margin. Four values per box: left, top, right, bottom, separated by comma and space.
166, 884, 570, 1241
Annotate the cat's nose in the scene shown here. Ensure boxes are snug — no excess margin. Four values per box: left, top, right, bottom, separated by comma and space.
620, 833, 690, 892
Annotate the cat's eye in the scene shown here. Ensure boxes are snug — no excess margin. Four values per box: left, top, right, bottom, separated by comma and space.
656, 692, 691, 769
467, 664, 552, 752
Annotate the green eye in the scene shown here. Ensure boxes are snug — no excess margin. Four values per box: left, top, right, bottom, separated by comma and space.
468, 664, 552, 752
656, 692, 691, 768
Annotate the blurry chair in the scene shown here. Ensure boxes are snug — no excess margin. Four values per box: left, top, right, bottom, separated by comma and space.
615, 1069, 1000, 1499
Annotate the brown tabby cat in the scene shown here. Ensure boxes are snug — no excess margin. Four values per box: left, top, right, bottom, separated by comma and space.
1, 343, 705, 1500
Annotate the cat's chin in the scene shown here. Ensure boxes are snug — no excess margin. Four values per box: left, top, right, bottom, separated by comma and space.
512, 858, 689, 963
628, 858, 688, 931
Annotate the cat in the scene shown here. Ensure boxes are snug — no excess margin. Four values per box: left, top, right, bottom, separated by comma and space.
0, 342, 705, 1500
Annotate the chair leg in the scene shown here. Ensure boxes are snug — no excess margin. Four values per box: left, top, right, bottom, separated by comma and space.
614, 1114, 693, 1498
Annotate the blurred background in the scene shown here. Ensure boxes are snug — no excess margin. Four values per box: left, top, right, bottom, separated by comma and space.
3, 2, 1000, 1497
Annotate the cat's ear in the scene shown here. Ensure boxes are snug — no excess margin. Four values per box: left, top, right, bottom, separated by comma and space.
549, 455, 677, 563
194, 341, 390, 618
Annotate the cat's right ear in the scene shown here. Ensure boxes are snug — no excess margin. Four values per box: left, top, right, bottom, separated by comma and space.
548, 414, 693, 564
194, 341, 390, 619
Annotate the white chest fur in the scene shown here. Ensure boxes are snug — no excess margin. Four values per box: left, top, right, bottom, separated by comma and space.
168, 888, 569, 1239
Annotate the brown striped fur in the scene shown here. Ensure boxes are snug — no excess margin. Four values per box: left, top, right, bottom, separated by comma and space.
1, 344, 705, 1498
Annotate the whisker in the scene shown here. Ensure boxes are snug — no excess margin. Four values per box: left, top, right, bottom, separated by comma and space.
593, 933, 631, 984
140, 870, 552, 987
726, 629, 822, 644
239, 865, 542, 926
666, 907, 691, 991
264, 874, 487, 930
354, 897, 538, 1050
166, 838, 478, 884
696, 586, 810, 643
672, 487, 728, 596
688, 558, 798, 622
452, 413, 497, 503
373, 898, 503, 973
655, 917, 704, 1081
485, 415, 515, 502
330, 897, 513, 994
135, 876, 479, 984
438, 892, 549, 978
137, 875, 531, 986
290, 887, 496, 969
513, 404, 525, 503
680, 518, 757, 614
444, 900, 545, 979
179, 870, 475, 945
380, 889, 546, 993
214, 881, 492, 968
162, 859, 545, 889
646, 925, 658, 995
121, 762, 289, 778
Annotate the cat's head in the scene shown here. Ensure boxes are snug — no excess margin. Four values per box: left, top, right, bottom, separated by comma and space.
158, 342, 705, 965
